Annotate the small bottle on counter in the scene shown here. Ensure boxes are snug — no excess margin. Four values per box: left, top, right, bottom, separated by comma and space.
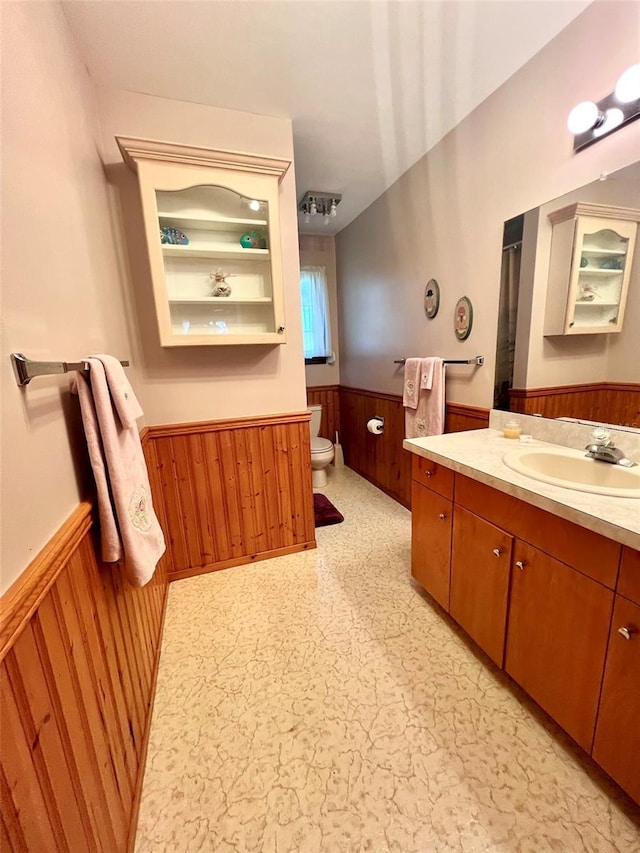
502, 419, 522, 439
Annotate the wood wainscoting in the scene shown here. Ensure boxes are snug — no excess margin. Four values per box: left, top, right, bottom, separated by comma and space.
0, 503, 168, 852
306, 385, 340, 441
338, 387, 489, 509
145, 411, 316, 582
510, 382, 640, 427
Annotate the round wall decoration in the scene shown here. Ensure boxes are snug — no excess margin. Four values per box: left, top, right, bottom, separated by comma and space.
454, 296, 473, 341
424, 279, 440, 319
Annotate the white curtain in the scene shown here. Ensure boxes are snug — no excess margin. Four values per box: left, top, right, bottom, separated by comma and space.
300, 266, 331, 358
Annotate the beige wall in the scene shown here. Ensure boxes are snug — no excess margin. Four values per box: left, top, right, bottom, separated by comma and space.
96, 88, 307, 425
335, 1, 640, 407
300, 235, 340, 388
0, 2, 136, 592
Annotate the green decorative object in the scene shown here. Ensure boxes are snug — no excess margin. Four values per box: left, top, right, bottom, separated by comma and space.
240, 231, 267, 249
580, 256, 588, 268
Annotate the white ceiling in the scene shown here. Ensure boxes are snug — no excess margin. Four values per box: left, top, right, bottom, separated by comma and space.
62, 0, 591, 235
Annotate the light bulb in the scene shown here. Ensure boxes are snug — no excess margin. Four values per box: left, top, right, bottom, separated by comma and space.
248, 199, 260, 212
310, 199, 317, 216
593, 107, 624, 137
567, 100, 600, 134
615, 64, 640, 103
330, 200, 337, 217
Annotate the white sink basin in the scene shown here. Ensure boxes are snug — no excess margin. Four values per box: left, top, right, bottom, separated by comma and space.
503, 445, 640, 498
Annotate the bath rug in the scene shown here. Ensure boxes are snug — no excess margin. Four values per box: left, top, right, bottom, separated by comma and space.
313, 493, 344, 527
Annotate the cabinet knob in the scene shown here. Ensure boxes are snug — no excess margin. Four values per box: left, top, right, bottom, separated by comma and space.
278, 325, 285, 333
515, 560, 525, 570
438, 513, 446, 520
493, 548, 501, 557
618, 626, 634, 640
425, 470, 432, 478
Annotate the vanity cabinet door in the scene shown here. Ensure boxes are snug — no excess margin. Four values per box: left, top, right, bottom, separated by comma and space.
450, 507, 513, 666
411, 481, 452, 610
592, 595, 640, 803
505, 541, 614, 752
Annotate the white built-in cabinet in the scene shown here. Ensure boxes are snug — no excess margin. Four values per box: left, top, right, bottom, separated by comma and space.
544, 202, 639, 336
117, 137, 290, 347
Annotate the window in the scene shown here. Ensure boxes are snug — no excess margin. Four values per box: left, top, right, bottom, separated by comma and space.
300, 266, 332, 364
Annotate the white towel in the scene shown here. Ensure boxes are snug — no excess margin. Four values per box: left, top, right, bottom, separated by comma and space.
405, 357, 445, 438
403, 358, 422, 409
72, 356, 165, 587
420, 357, 437, 390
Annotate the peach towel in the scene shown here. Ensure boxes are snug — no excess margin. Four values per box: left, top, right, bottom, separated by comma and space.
73, 356, 165, 587
404, 357, 445, 438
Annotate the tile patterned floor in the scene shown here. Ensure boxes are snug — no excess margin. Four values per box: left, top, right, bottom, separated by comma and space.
136, 467, 640, 852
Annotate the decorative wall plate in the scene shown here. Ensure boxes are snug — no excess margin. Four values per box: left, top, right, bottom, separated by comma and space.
424, 278, 440, 319
454, 296, 473, 341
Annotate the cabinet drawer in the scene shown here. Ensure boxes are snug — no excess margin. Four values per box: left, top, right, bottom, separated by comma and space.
505, 541, 614, 752
617, 547, 640, 606
455, 474, 620, 589
411, 482, 452, 610
412, 456, 454, 499
592, 595, 640, 803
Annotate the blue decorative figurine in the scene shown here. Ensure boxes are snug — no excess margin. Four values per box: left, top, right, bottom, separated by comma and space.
160, 227, 189, 245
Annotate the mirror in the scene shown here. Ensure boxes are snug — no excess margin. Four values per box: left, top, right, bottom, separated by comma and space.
494, 161, 640, 431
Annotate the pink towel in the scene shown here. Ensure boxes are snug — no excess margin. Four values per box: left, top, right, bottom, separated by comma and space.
403, 358, 422, 409
405, 357, 445, 438
72, 356, 165, 587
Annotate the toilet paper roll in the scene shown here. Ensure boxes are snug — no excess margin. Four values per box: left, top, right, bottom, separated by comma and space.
367, 418, 384, 435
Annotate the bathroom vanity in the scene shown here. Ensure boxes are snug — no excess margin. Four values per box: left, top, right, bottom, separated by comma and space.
404, 428, 640, 804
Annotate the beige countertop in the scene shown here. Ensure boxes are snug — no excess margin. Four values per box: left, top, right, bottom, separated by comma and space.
403, 429, 640, 551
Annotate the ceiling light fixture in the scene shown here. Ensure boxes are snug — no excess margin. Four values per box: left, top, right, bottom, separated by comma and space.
568, 64, 640, 152
248, 199, 261, 212
298, 192, 342, 224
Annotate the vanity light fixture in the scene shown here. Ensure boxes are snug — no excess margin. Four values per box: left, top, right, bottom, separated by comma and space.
298, 192, 342, 225
568, 63, 640, 152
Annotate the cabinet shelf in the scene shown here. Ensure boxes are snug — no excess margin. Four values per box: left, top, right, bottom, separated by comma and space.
161, 245, 270, 261
158, 212, 268, 232
578, 268, 623, 277
168, 297, 272, 305
574, 301, 619, 308
582, 247, 626, 256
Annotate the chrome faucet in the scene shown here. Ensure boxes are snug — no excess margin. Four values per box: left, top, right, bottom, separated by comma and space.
585, 428, 638, 467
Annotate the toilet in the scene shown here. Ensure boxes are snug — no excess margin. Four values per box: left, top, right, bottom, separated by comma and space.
308, 404, 334, 489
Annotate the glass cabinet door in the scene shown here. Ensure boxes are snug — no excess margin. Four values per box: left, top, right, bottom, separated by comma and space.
155, 183, 280, 343
566, 217, 636, 334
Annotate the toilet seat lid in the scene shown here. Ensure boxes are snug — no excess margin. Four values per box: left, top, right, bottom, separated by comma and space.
311, 437, 333, 453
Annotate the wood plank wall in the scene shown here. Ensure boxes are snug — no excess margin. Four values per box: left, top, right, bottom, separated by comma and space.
145, 412, 316, 582
510, 382, 640, 428
306, 385, 340, 442
0, 500, 168, 852
338, 387, 490, 509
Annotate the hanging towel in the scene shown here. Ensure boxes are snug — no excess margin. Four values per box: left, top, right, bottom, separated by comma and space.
420, 356, 437, 390
72, 356, 165, 587
405, 357, 445, 438
403, 358, 423, 409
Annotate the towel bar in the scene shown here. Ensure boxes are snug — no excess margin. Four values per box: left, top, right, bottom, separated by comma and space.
10, 353, 130, 387
394, 356, 484, 366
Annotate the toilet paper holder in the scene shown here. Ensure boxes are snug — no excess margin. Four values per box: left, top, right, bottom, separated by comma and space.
366, 415, 385, 435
